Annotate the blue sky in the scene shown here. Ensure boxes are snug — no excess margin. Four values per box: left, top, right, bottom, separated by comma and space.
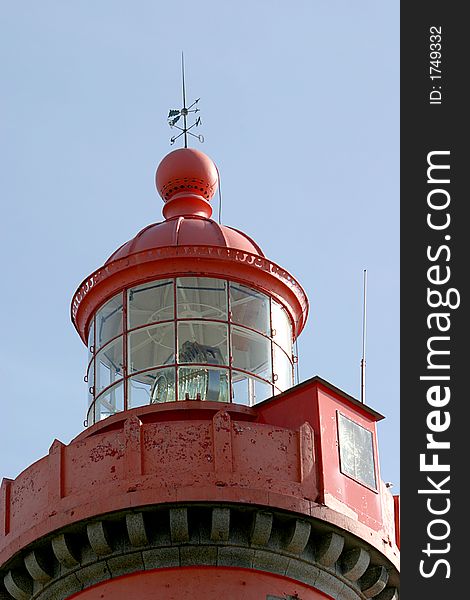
0, 1, 399, 490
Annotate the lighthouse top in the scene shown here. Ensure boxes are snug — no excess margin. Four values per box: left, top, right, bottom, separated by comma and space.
71, 148, 309, 423
71, 148, 308, 345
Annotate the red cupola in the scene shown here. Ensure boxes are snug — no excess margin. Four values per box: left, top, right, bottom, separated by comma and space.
71, 148, 308, 426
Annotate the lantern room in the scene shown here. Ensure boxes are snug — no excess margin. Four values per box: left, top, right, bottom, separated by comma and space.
71, 148, 309, 425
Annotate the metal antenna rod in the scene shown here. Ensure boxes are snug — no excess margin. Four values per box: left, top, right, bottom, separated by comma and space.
360, 269, 368, 404
167, 54, 203, 147
181, 52, 188, 148
216, 165, 222, 224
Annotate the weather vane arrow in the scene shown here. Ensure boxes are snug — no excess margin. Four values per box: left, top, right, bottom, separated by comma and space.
168, 53, 204, 147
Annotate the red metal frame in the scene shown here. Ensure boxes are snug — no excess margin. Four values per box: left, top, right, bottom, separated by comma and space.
71, 246, 309, 346
336, 409, 379, 493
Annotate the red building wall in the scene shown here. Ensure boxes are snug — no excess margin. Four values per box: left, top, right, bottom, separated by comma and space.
68, 567, 332, 600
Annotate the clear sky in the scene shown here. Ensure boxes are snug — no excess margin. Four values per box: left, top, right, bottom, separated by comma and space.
0, 2, 399, 491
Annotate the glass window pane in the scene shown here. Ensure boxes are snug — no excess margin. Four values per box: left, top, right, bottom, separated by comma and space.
178, 366, 229, 402
177, 277, 227, 320
95, 382, 124, 422
129, 323, 175, 374
88, 318, 95, 351
178, 321, 228, 366
128, 279, 174, 330
232, 370, 273, 406
230, 284, 270, 335
95, 338, 123, 394
338, 413, 377, 489
129, 367, 176, 407
96, 295, 123, 349
271, 301, 292, 355
273, 343, 293, 392
231, 325, 272, 381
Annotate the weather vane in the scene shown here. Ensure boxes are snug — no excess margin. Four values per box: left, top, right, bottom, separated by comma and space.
168, 53, 204, 147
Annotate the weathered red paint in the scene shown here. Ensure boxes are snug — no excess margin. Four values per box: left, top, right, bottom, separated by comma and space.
255, 380, 387, 523
394, 494, 400, 549
0, 377, 399, 571
67, 566, 333, 600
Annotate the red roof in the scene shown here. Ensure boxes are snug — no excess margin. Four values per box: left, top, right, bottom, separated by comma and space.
106, 217, 265, 264
71, 148, 308, 343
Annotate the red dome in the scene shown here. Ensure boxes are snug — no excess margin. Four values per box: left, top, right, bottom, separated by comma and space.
71, 149, 308, 344
106, 217, 265, 264
155, 148, 218, 219
156, 148, 218, 202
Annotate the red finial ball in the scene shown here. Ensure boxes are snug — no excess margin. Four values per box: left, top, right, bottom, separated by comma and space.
156, 148, 219, 203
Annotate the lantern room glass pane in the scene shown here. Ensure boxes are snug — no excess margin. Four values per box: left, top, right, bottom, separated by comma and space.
96, 295, 123, 349
128, 323, 175, 374
229, 284, 270, 335
273, 343, 293, 392
94, 382, 124, 422
88, 318, 95, 351
95, 338, 123, 394
128, 279, 174, 330
231, 325, 272, 381
177, 277, 228, 320
178, 321, 228, 366
129, 367, 176, 407
232, 370, 273, 406
178, 366, 229, 402
271, 300, 292, 355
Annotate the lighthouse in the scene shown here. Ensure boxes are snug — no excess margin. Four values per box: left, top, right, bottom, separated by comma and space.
0, 147, 399, 600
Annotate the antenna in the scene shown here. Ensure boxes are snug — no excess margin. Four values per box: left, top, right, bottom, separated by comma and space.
360, 269, 367, 404
215, 164, 223, 224
167, 53, 204, 147
181, 53, 188, 148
